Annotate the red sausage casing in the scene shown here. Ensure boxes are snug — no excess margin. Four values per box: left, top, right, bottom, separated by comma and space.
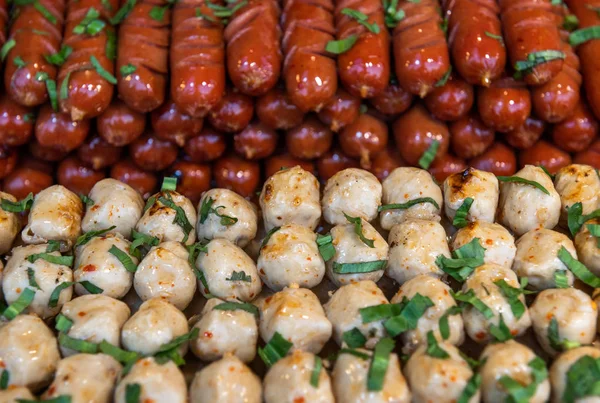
369, 147, 405, 181
77, 136, 123, 170
0, 95, 35, 146
286, 115, 333, 160
265, 153, 316, 177
0, 147, 17, 180
2, 166, 54, 199
469, 141, 517, 176
35, 104, 90, 153
233, 121, 278, 160
167, 160, 211, 204
317, 88, 360, 132
151, 99, 203, 146
184, 125, 227, 163
339, 112, 388, 168
477, 77, 531, 133
256, 87, 304, 129
551, 101, 598, 153
369, 79, 413, 115
424, 74, 474, 121
504, 116, 546, 150
449, 113, 495, 159
57, 155, 106, 195
110, 158, 158, 199
129, 133, 179, 171
207, 87, 254, 133
0, 0, 7, 54
316, 147, 359, 182
97, 99, 146, 146
519, 140, 572, 173
574, 140, 600, 169
213, 153, 261, 197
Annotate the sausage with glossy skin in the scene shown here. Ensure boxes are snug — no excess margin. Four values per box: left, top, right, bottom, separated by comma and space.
317, 147, 359, 182
0, 95, 35, 146
574, 139, 600, 169
57, 155, 106, 195
519, 140, 572, 173
214, 154, 260, 197
339, 113, 388, 169
207, 87, 253, 133
552, 101, 599, 153
167, 161, 211, 205
58, 0, 119, 120
442, 0, 505, 86
469, 141, 517, 176
35, 105, 90, 153
0, 0, 6, 54
393, 0, 451, 97
3, 0, 65, 107
77, 136, 122, 170
369, 78, 413, 115
224, 0, 281, 96
171, 0, 224, 118
2, 167, 54, 200
500, 0, 563, 85
110, 159, 158, 199
97, 100, 146, 146
234, 121, 278, 160
428, 153, 468, 183
151, 99, 203, 146
334, 0, 389, 98
117, 0, 170, 112
287, 115, 333, 160
477, 78, 531, 133
317, 88, 360, 132
129, 133, 179, 171
450, 113, 494, 159
370, 147, 405, 181
184, 125, 226, 163
265, 153, 315, 178
29, 139, 69, 162
424, 74, 474, 121
0, 147, 17, 180
256, 87, 304, 129
282, 0, 337, 111
504, 116, 546, 149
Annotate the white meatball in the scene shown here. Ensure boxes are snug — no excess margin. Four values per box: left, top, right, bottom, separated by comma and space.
260, 166, 321, 231
452, 221, 516, 269
554, 164, 600, 227
443, 168, 499, 225
121, 298, 189, 355
380, 167, 442, 230
513, 228, 577, 290
324, 280, 389, 348
529, 288, 597, 357
0, 191, 20, 255
135, 190, 197, 245
190, 298, 258, 363
3, 244, 73, 319
386, 219, 449, 285
257, 224, 325, 291
42, 354, 121, 403
326, 220, 388, 287
575, 218, 600, 277
196, 239, 262, 302
264, 350, 335, 403
549, 346, 600, 403
322, 168, 382, 225
73, 233, 137, 299
189, 354, 262, 403
21, 185, 83, 249
497, 165, 561, 237
405, 342, 478, 403
480, 340, 550, 403
196, 188, 258, 247
0, 315, 60, 391
0, 386, 35, 402
114, 358, 187, 403
60, 295, 130, 356
333, 349, 411, 403
134, 241, 196, 310
392, 275, 464, 353
81, 178, 144, 239
257, 286, 332, 354
462, 264, 532, 344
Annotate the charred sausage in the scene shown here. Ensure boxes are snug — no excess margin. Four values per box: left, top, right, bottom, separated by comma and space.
256, 87, 304, 130
97, 99, 146, 146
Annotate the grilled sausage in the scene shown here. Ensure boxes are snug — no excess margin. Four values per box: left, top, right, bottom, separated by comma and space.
58, 0, 119, 120
286, 115, 333, 160
184, 125, 226, 163
339, 113, 388, 168
469, 141, 517, 176
35, 104, 90, 153
3, 0, 65, 107
369, 146, 405, 181
256, 87, 304, 129
234, 121, 278, 160
151, 99, 204, 146
207, 87, 254, 133
0, 146, 17, 180
77, 135, 122, 170
450, 113, 495, 159
442, 0, 505, 86
282, 0, 337, 111
519, 140, 572, 173
393, 0, 451, 97
265, 152, 316, 178
214, 154, 260, 197
504, 116, 546, 150
117, 0, 170, 112
2, 166, 54, 200
57, 155, 106, 195
369, 78, 413, 115
97, 99, 146, 146
224, 0, 282, 95
424, 74, 474, 121
334, 0, 389, 98
551, 101, 599, 153
171, 0, 225, 118
317, 88, 360, 132
574, 139, 600, 169
428, 153, 468, 183
167, 160, 211, 205
477, 78, 531, 133
316, 147, 360, 182
0, 0, 7, 56
129, 133, 179, 171
0, 95, 35, 146
28, 139, 69, 162
110, 158, 158, 199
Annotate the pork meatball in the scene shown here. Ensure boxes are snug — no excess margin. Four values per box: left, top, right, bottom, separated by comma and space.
461, 264, 532, 344
497, 165, 561, 236
196, 188, 258, 248
405, 342, 479, 403
379, 167, 442, 230
549, 346, 600, 403
190, 298, 258, 363
575, 218, 600, 277
452, 221, 516, 269
3, 244, 73, 319
42, 354, 121, 403
121, 298, 189, 356
0, 191, 20, 255
260, 166, 321, 231
513, 228, 577, 290
257, 224, 325, 290
81, 178, 144, 239
263, 350, 335, 403
59, 295, 130, 356
114, 358, 187, 403
554, 164, 600, 228
21, 185, 83, 249
0, 387, 35, 402
134, 241, 197, 310
333, 349, 411, 403
324, 280, 389, 348
443, 168, 499, 225
74, 233, 137, 299
322, 168, 382, 225
135, 190, 197, 245
326, 219, 388, 287
386, 219, 449, 285
529, 288, 597, 357
257, 286, 332, 354
0, 315, 60, 391
392, 275, 464, 353
195, 239, 262, 302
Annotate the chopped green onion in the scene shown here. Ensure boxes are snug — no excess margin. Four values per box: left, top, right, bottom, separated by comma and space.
157, 193, 193, 243
213, 301, 258, 316
0, 39, 15, 61
562, 355, 600, 402
460, 351, 483, 370
120, 63, 136, 77
378, 197, 440, 212
125, 383, 141, 403
344, 212, 375, 247
49, 282, 74, 308
451, 289, 493, 319
493, 279, 531, 320
105, 28, 116, 60
484, 31, 504, 44
149, 5, 168, 20
130, 229, 160, 259
587, 223, 600, 248
80, 194, 94, 206
23, 113, 36, 123
326, 35, 358, 54
109, 245, 137, 273
35, 71, 58, 111
499, 357, 547, 403
497, 175, 550, 195
367, 337, 395, 391
333, 260, 387, 274
110, 0, 136, 25
34, 1, 57, 24
27, 267, 41, 290
558, 246, 600, 287
567, 202, 600, 236
27, 253, 73, 267
225, 270, 251, 282
453, 197, 474, 228
310, 356, 322, 388
18, 396, 71, 403
46, 45, 72, 66
261, 226, 281, 249
55, 314, 73, 332
162, 176, 178, 192
13, 56, 26, 68
0, 370, 8, 390
73, 8, 104, 35
360, 302, 404, 323
99, 340, 140, 365
514, 50, 566, 78
58, 332, 99, 353
343, 328, 367, 348
156, 328, 199, 353
47, 240, 62, 253
2, 288, 36, 320
1, 192, 33, 212
418, 140, 439, 170
101, 0, 113, 10
489, 314, 513, 342
554, 270, 569, 288
78, 280, 104, 294
316, 233, 336, 262
539, 165, 554, 180
76, 226, 116, 246
258, 332, 293, 367
563, 15, 579, 32
435, 238, 486, 282
338, 348, 371, 360
90, 55, 117, 84
195, 8, 220, 23
199, 197, 238, 227
59, 71, 71, 100
439, 306, 462, 340
440, 17, 448, 34
569, 26, 600, 47
383, 294, 434, 337
548, 316, 580, 353
425, 331, 449, 359
341, 8, 380, 34
457, 374, 482, 403
434, 67, 452, 87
